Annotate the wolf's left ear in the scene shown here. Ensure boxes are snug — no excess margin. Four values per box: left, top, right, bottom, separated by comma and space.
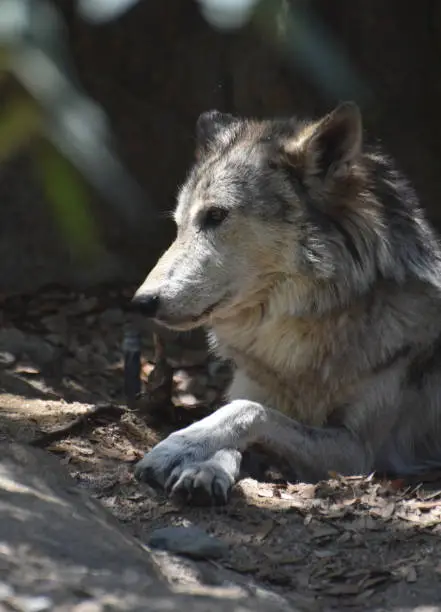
196, 110, 238, 157
291, 102, 362, 184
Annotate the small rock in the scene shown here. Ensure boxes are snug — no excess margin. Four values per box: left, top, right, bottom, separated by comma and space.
91, 337, 108, 355
66, 296, 99, 315
42, 314, 67, 335
74, 346, 90, 364
0, 328, 55, 365
0, 581, 14, 600
45, 333, 66, 347
90, 354, 110, 370
11, 595, 53, 612
405, 566, 417, 583
0, 351, 16, 367
63, 358, 83, 375
148, 526, 228, 559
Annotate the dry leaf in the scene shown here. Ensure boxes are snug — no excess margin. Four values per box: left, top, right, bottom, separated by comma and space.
254, 518, 276, 541
298, 484, 317, 499
420, 489, 441, 501
380, 479, 406, 493
338, 532, 352, 544
347, 516, 379, 531
257, 489, 274, 498
353, 588, 375, 603
342, 497, 359, 507
370, 502, 395, 520
314, 549, 338, 559
310, 524, 339, 539
77, 446, 94, 456
361, 571, 391, 589
265, 553, 303, 565
395, 512, 422, 523
409, 500, 441, 511
327, 470, 344, 480
13, 364, 40, 375
324, 583, 360, 596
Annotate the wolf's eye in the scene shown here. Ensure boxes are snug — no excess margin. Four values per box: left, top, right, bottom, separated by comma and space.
202, 207, 229, 229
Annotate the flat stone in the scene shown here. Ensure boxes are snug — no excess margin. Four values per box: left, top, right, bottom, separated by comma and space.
0, 328, 56, 365
42, 314, 68, 335
65, 296, 99, 315
0, 351, 16, 367
147, 526, 228, 560
0, 328, 25, 356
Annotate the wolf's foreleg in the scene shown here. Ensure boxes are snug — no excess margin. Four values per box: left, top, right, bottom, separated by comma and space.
135, 398, 380, 504
134, 401, 251, 504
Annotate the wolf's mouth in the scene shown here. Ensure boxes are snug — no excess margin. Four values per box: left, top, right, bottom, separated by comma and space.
155, 294, 231, 331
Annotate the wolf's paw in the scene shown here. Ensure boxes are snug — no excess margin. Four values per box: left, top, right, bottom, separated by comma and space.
134, 433, 202, 489
134, 433, 233, 506
165, 460, 234, 506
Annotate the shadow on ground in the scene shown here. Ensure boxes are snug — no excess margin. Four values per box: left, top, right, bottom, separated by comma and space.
2, 288, 441, 610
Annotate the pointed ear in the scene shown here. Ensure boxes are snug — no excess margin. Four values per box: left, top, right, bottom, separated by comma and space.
195, 110, 239, 157
286, 102, 362, 185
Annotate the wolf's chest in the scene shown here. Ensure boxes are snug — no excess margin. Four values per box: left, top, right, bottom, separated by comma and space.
219, 314, 340, 376
219, 332, 351, 427
212, 313, 356, 424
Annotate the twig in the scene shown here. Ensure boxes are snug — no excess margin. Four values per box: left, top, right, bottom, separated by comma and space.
29, 403, 126, 448
131, 331, 211, 426
153, 331, 166, 362
134, 332, 175, 422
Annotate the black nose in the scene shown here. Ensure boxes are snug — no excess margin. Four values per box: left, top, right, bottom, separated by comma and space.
131, 293, 160, 317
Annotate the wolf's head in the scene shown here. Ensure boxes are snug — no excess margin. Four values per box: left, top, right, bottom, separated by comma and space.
133, 102, 437, 330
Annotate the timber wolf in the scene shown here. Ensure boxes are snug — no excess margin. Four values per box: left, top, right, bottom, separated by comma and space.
132, 102, 441, 505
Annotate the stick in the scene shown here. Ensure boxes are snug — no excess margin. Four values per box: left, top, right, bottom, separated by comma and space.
29, 403, 125, 448
136, 332, 175, 422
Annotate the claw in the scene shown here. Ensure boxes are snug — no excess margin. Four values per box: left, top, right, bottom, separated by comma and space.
134, 459, 162, 490
165, 468, 181, 494
212, 480, 229, 505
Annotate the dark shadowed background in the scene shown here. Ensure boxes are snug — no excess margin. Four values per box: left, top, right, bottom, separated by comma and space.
1, 0, 441, 294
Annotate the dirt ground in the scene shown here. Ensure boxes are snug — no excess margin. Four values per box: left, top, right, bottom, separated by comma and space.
2, 286, 441, 611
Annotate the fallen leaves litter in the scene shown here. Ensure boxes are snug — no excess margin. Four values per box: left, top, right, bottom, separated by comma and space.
29, 403, 126, 448
4, 288, 441, 610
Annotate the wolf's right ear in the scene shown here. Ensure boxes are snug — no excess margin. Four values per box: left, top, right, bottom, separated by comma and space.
196, 110, 238, 158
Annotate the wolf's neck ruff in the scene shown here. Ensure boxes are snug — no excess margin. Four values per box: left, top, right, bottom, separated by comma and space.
210, 271, 441, 428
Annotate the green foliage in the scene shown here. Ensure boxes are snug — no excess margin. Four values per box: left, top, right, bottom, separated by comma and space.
0, 97, 42, 162
0, 57, 101, 262
35, 143, 100, 262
